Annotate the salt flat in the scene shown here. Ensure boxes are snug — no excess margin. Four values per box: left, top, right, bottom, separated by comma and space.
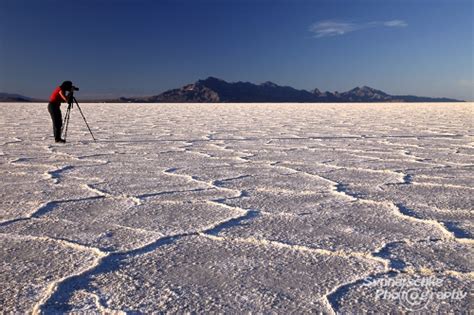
0, 102, 472, 313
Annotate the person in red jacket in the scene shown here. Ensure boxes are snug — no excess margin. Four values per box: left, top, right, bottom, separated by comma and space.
48, 81, 73, 143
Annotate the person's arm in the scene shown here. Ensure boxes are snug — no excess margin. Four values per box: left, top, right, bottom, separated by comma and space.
59, 90, 69, 102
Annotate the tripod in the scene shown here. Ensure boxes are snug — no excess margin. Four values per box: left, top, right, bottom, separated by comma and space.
62, 91, 96, 142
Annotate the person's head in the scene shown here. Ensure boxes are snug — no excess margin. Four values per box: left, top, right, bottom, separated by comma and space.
60, 81, 73, 92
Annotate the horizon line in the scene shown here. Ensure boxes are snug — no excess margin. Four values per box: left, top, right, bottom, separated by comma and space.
1, 76, 468, 101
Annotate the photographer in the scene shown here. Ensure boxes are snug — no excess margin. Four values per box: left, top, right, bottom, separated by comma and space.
48, 81, 76, 143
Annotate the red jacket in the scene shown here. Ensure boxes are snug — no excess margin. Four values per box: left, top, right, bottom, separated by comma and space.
49, 86, 64, 103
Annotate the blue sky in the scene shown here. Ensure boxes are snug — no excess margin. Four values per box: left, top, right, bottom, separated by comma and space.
1, 0, 472, 100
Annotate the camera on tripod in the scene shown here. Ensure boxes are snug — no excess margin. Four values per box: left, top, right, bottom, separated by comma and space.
61, 84, 96, 142
66, 86, 79, 103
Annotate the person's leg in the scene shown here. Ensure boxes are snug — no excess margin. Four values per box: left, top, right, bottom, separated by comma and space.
48, 103, 63, 141
55, 107, 63, 140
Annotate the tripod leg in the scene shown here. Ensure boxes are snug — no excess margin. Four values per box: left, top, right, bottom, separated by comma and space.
61, 105, 71, 141
73, 98, 96, 141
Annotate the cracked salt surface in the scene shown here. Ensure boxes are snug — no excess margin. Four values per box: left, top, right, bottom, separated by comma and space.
0, 102, 472, 313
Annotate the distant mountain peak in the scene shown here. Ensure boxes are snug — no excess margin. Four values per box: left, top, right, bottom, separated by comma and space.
199, 76, 226, 84
349, 86, 381, 92
260, 81, 279, 88
342, 86, 390, 101
363, 86, 386, 94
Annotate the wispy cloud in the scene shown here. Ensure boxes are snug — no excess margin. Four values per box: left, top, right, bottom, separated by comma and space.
309, 19, 407, 38
383, 20, 408, 27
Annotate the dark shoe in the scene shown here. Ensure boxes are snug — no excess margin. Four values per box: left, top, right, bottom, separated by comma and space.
55, 139, 66, 143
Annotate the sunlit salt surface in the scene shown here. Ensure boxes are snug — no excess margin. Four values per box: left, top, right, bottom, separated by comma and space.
0, 102, 472, 313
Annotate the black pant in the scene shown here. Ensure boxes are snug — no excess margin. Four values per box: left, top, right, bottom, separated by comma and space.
48, 102, 63, 141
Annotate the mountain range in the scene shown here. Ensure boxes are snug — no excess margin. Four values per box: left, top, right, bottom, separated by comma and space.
120, 77, 463, 103
1, 77, 464, 102
0, 93, 33, 102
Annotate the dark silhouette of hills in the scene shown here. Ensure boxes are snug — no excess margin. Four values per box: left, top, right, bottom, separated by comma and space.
0, 92, 33, 102
122, 77, 463, 103
1, 78, 464, 102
